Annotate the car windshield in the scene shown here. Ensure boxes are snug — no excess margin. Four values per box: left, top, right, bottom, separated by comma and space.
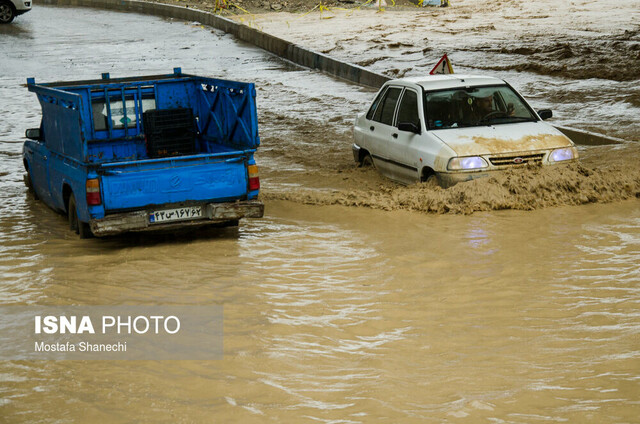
424, 85, 538, 130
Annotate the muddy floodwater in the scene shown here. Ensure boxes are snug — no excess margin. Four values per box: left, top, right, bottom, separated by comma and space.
1, 5, 640, 423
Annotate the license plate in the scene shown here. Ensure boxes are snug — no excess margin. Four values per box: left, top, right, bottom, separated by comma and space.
149, 206, 203, 224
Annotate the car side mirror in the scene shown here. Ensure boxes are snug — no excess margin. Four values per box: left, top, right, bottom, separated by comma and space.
398, 122, 421, 134
25, 128, 42, 141
537, 109, 553, 120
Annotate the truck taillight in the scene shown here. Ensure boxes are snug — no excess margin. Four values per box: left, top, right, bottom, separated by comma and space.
248, 165, 260, 191
86, 178, 101, 206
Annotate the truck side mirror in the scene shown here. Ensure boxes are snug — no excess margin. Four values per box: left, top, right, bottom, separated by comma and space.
537, 109, 553, 120
398, 122, 421, 134
25, 128, 42, 141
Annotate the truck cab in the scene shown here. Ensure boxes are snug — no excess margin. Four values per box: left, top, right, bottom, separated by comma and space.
23, 68, 263, 237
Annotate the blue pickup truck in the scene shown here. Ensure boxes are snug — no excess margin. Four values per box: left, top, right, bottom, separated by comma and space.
23, 68, 263, 238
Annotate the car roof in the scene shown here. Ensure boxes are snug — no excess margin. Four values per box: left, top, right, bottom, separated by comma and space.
388, 74, 507, 91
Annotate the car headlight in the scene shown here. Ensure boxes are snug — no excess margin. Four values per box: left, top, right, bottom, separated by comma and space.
447, 156, 489, 171
549, 147, 578, 162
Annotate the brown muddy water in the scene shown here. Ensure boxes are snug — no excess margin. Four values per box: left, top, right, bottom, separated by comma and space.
1, 6, 640, 423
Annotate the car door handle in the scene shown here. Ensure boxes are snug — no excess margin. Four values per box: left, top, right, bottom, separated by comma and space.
392, 133, 398, 139
369, 126, 375, 131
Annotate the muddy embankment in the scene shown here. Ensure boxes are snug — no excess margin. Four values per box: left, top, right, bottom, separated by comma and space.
236, 1, 640, 82
461, 29, 640, 82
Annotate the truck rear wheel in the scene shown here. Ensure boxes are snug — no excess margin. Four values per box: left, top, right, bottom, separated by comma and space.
24, 171, 39, 199
68, 193, 93, 239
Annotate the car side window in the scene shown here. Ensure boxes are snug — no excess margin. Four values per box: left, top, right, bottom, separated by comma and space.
366, 88, 387, 120
395, 90, 420, 128
373, 87, 402, 126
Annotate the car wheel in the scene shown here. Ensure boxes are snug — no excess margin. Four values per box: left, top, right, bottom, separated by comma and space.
361, 153, 374, 168
423, 174, 440, 188
0, 2, 15, 24
68, 193, 93, 239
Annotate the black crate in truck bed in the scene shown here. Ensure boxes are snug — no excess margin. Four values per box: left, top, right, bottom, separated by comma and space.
143, 108, 196, 158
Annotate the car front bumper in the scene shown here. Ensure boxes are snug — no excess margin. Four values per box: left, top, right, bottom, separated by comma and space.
90, 200, 264, 237
437, 157, 579, 188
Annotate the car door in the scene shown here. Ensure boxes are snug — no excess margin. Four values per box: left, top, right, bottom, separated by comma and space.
367, 86, 402, 177
389, 88, 422, 184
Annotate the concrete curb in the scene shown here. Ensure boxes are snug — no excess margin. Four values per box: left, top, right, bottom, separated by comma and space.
40, 0, 625, 145
554, 125, 626, 146
40, 0, 390, 88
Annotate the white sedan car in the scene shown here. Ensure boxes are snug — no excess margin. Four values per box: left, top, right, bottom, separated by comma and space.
353, 75, 578, 187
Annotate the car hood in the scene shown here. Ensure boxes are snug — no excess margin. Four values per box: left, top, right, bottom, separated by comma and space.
431, 122, 573, 157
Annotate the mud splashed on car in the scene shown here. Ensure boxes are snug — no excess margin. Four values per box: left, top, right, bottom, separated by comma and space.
446, 133, 573, 156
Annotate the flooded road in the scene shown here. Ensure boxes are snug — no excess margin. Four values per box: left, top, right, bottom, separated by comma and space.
1, 5, 640, 423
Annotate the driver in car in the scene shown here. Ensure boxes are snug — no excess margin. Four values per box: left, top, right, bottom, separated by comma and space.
473, 94, 494, 121
470, 93, 515, 123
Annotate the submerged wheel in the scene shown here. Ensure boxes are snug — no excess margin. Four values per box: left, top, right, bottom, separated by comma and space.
0, 2, 15, 24
24, 170, 39, 199
68, 193, 93, 239
78, 219, 93, 239
68, 194, 78, 233
361, 153, 374, 168
423, 173, 440, 188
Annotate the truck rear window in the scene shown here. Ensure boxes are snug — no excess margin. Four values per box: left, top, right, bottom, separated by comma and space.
92, 97, 156, 132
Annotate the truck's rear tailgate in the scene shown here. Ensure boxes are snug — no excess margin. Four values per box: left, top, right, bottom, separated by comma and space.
99, 152, 249, 212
